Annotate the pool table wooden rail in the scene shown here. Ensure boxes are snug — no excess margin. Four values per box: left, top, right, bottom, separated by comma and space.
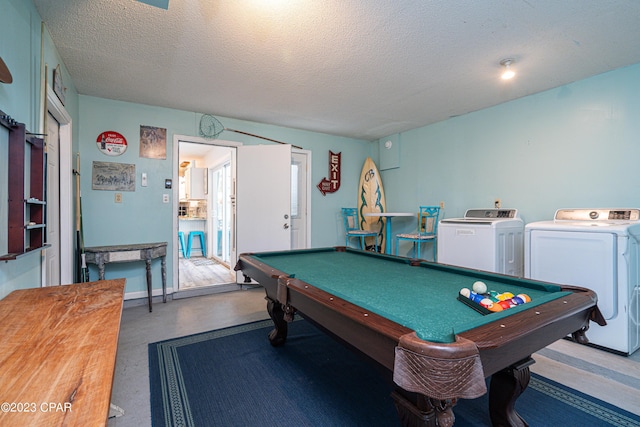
236, 252, 411, 368
459, 284, 603, 376
236, 249, 604, 427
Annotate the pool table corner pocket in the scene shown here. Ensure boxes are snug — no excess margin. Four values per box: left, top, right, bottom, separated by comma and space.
394, 332, 487, 400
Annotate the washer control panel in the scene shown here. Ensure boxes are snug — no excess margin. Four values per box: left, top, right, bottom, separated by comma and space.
464, 209, 518, 219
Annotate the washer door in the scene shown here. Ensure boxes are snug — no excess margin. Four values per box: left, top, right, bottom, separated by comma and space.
527, 230, 617, 319
437, 223, 496, 271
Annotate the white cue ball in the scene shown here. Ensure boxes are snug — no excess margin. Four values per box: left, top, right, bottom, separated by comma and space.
472, 281, 487, 294
459, 287, 471, 298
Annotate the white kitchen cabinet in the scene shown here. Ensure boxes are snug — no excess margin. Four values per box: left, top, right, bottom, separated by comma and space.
185, 167, 207, 199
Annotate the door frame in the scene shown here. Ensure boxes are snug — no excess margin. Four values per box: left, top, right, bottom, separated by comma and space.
172, 134, 241, 293
291, 148, 312, 249
44, 85, 73, 285
172, 135, 312, 293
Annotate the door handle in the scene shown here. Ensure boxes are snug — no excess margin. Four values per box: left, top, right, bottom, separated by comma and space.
283, 223, 289, 229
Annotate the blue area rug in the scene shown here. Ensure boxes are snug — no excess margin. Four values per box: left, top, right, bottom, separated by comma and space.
149, 319, 640, 427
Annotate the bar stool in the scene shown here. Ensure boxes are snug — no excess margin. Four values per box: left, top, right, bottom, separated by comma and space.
187, 231, 206, 258
178, 232, 187, 258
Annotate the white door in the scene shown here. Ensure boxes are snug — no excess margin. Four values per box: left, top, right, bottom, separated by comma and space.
235, 144, 291, 281
46, 112, 61, 286
45, 86, 73, 285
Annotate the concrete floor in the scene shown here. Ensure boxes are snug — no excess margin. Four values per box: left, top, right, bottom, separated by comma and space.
108, 288, 640, 426
108, 287, 269, 427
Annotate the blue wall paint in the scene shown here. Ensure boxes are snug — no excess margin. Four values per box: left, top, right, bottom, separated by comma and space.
4, 0, 640, 298
0, 0, 80, 299
78, 95, 372, 294
380, 63, 640, 257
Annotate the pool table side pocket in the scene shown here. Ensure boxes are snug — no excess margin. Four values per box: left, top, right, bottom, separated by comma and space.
394, 333, 487, 400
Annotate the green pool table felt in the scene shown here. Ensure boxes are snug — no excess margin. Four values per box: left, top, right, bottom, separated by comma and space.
255, 249, 570, 343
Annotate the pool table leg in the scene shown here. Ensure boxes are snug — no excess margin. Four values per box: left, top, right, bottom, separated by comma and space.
489, 357, 534, 427
266, 297, 290, 347
392, 390, 455, 427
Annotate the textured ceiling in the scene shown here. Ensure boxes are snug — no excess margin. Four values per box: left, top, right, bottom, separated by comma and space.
33, 0, 640, 141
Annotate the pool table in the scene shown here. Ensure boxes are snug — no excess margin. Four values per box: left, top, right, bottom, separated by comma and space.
235, 247, 605, 427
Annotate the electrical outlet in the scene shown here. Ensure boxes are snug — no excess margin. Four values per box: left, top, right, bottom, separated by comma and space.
115, 193, 122, 203
162, 194, 169, 203
439, 201, 445, 209
494, 199, 501, 209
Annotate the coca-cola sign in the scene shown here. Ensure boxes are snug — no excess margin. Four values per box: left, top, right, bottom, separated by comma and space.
96, 131, 128, 156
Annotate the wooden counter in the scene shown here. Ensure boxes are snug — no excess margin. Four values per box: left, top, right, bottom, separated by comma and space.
0, 279, 125, 427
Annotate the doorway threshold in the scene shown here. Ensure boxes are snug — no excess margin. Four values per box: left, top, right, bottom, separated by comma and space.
174, 282, 260, 299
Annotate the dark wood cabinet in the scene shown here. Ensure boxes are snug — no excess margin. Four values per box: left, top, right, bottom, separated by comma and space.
1, 111, 48, 260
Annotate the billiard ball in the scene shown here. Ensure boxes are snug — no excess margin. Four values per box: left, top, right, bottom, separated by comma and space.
472, 281, 487, 294
460, 288, 471, 298
469, 292, 484, 303
517, 294, 531, 303
479, 298, 494, 308
500, 292, 514, 300
487, 303, 503, 312
498, 300, 512, 310
488, 291, 500, 302
511, 296, 525, 305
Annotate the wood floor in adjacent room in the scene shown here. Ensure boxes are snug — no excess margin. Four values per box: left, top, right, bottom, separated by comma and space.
108, 288, 640, 426
178, 256, 236, 289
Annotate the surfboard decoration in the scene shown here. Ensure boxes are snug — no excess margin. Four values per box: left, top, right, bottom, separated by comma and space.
357, 157, 387, 252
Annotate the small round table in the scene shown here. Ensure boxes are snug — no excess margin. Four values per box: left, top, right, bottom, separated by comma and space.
363, 212, 415, 254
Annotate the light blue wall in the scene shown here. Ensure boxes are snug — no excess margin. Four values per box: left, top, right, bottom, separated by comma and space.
5, 0, 640, 298
0, 0, 80, 299
78, 95, 372, 295
379, 63, 640, 257
2, 0, 371, 298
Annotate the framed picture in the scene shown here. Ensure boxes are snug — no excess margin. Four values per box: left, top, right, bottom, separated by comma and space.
91, 161, 136, 191
139, 125, 167, 159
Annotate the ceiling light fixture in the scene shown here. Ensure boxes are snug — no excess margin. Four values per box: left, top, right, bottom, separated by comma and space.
500, 59, 515, 80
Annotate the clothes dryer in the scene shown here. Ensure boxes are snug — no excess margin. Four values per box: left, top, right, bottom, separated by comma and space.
525, 208, 640, 355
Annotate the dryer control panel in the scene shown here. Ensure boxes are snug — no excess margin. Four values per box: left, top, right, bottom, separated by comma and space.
554, 208, 640, 222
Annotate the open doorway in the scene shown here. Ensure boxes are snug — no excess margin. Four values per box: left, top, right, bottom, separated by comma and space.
178, 142, 236, 291
174, 136, 311, 296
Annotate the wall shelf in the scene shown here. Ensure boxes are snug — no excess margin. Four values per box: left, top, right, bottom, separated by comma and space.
0, 111, 49, 261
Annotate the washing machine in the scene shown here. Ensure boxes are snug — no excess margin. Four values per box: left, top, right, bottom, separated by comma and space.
525, 208, 640, 355
437, 209, 524, 276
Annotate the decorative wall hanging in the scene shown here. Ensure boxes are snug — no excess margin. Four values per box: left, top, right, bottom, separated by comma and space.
198, 114, 303, 149
139, 125, 167, 159
96, 131, 128, 156
53, 64, 65, 105
317, 151, 341, 196
91, 161, 136, 191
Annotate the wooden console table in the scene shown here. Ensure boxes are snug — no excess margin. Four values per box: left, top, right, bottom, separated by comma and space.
0, 279, 125, 427
84, 242, 167, 312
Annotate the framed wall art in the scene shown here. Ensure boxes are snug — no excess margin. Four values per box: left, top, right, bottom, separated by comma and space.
139, 125, 166, 159
91, 161, 136, 191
